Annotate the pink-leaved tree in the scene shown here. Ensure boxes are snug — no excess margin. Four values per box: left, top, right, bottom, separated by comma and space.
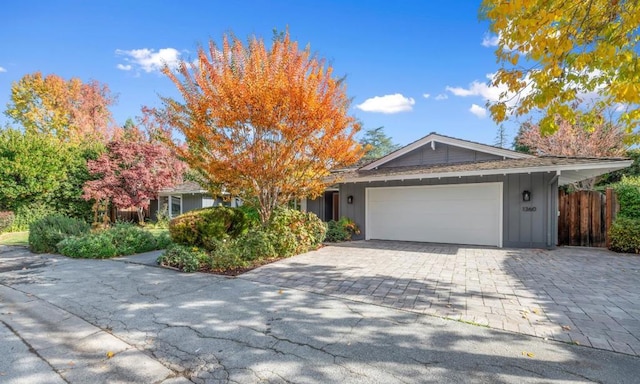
82, 126, 185, 223
516, 112, 628, 189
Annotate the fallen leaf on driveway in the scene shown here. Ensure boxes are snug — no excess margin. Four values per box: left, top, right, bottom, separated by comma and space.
521, 351, 535, 358
561, 325, 571, 331
278, 290, 283, 294
68, 361, 75, 366
106, 351, 115, 359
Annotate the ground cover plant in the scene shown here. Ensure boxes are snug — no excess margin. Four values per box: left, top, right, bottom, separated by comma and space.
58, 223, 171, 258
158, 206, 326, 274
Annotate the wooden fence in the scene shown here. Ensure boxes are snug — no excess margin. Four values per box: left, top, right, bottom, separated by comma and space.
558, 188, 617, 247
110, 206, 149, 223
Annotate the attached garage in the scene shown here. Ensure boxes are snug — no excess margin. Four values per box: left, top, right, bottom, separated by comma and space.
306, 133, 633, 249
365, 182, 503, 247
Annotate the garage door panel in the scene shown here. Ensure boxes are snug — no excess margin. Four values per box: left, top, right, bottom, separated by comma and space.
366, 183, 502, 247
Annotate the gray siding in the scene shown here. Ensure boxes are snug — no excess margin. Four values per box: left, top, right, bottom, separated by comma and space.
182, 194, 204, 213
337, 172, 557, 248
380, 143, 503, 168
306, 196, 325, 221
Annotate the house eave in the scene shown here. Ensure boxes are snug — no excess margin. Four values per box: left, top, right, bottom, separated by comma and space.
340, 160, 633, 184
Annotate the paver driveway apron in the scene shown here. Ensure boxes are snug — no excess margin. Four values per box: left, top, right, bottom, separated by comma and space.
242, 240, 640, 356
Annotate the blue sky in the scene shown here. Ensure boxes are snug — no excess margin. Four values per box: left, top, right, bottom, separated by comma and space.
0, 1, 519, 147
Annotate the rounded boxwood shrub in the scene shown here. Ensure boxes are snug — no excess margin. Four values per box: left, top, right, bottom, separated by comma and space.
108, 223, 158, 255
608, 216, 640, 253
29, 214, 90, 253
169, 207, 249, 249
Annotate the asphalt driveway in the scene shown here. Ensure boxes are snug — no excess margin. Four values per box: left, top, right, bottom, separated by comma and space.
242, 241, 640, 356
1, 244, 640, 383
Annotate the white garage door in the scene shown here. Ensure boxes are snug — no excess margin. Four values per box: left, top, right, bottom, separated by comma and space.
366, 183, 502, 247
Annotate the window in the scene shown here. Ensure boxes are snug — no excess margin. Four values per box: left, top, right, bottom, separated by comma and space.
170, 195, 182, 218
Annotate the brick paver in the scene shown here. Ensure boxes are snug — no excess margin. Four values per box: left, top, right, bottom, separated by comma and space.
241, 241, 640, 356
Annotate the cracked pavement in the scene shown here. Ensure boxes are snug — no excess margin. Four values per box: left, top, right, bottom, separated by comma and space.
1, 245, 640, 383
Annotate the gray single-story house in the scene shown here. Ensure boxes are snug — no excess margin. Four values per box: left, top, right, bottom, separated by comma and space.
304, 132, 632, 248
149, 181, 239, 220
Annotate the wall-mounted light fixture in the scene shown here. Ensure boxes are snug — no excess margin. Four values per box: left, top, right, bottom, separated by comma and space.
347, 195, 354, 204
522, 190, 531, 202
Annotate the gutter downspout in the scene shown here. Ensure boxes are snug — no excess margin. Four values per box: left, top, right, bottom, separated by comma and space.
547, 171, 561, 249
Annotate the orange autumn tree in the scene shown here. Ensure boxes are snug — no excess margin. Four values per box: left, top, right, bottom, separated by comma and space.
160, 32, 364, 224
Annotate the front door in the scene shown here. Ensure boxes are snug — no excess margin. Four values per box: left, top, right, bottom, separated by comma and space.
332, 192, 340, 221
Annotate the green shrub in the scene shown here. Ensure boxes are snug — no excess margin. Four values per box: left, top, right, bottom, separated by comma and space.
169, 207, 249, 249
206, 239, 248, 270
236, 205, 261, 227
157, 244, 207, 272
0, 211, 15, 233
267, 207, 326, 257
57, 233, 118, 259
608, 216, 640, 253
10, 203, 57, 232
108, 223, 158, 255
154, 231, 173, 249
235, 229, 277, 261
28, 214, 90, 253
614, 176, 640, 219
325, 217, 361, 242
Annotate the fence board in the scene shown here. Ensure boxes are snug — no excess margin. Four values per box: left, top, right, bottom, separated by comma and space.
558, 189, 615, 248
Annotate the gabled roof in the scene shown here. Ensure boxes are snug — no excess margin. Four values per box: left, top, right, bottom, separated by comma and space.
335, 156, 632, 186
360, 132, 534, 170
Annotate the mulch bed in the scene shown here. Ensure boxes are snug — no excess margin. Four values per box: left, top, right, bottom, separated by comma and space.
203, 256, 289, 276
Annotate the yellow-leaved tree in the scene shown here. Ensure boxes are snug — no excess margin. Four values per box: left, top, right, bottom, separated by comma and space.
159, 32, 364, 224
480, 0, 640, 138
6, 72, 117, 144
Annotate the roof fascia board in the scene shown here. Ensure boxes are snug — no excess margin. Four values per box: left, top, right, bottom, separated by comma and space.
342, 160, 632, 183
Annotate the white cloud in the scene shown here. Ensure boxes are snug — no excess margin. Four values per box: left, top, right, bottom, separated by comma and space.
0, 66, 6, 73
116, 64, 132, 71
481, 33, 499, 47
115, 48, 182, 73
423, 93, 430, 99
469, 104, 487, 118
446, 74, 505, 101
356, 94, 415, 114
435, 94, 448, 100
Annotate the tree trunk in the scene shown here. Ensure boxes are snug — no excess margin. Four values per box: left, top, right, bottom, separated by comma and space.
137, 207, 145, 225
